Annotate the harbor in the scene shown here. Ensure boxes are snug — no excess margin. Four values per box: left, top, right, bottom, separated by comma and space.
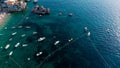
0, 0, 120, 68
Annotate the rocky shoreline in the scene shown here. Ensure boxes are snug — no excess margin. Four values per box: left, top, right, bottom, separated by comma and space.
0, 12, 8, 25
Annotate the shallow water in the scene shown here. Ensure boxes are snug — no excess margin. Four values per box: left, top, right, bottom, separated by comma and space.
0, 0, 120, 68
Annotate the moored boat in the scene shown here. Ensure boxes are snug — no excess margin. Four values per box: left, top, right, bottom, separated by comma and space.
36, 51, 43, 56
33, 0, 38, 3
5, 44, 10, 49
12, 32, 17, 36
54, 41, 60, 45
84, 27, 88, 32
38, 37, 46, 42
87, 32, 91, 36
68, 13, 73, 16
9, 51, 13, 56
15, 43, 20, 48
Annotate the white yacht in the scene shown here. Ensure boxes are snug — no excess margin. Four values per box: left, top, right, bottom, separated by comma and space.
0, 46, 3, 49
54, 41, 60, 45
39, 15, 42, 17
26, 26, 31, 29
33, 32, 37, 34
59, 12, 62, 16
22, 44, 28, 47
26, 17, 29, 19
5, 44, 10, 49
9, 51, 13, 56
12, 32, 17, 36
38, 37, 46, 42
18, 26, 23, 28
21, 34, 26, 37
15, 43, 20, 48
9, 38, 13, 41
84, 27, 88, 32
12, 26, 16, 29
4, 27, 7, 29
68, 13, 73, 16
87, 32, 91, 36
27, 58, 30, 60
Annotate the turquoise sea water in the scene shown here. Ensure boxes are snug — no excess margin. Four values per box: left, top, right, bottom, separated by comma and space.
0, 0, 120, 68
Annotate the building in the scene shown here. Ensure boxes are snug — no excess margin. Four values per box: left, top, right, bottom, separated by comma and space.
0, 0, 26, 12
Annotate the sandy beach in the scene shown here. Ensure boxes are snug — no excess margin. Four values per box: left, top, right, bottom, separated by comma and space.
0, 12, 8, 25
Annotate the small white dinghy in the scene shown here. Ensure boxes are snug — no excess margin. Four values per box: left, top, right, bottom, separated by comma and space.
59, 12, 62, 16
21, 34, 26, 37
38, 37, 46, 42
22, 44, 28, 47
9, 51, 13, 56
26, 17, 29, 19
0, 46, 3, 49
54, 41, 60, 45
18, 26, 22, 28
4, 27, 7, 29
26, 26, 31, 29
5, 44, 10, 49
27, 58, 30, 61
33, 32, 37, 34
15, 43, 20, 48
68, 13, 73, 16
84, 27, 88, 32
87, 32, 91, 36
12, 32, 17, 36
12, 26, 16, 29
9, 38, 13, 41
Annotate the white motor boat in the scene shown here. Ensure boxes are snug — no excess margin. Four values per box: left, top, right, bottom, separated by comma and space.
0, 46, 3, 48
54, 41, 60, 45
26, 17, 29, 19
21, 34, 26, 37
68, 13, 73, 16
12, 32, 17, 36
9, 51, 13, 56
26, 26, 31, 29
87, 32, 91, 36
12, 26, 16, 29
18, 26, 22, 28
38, 37, 46, 42
4, 27, 7, 29
84, 27, 88, 32
5, 44, 10, 49
15, 43, 20, 48
27, 58, 30, 60
22, 44, 28, 47
9, 38, 13, 41
33, 32, 37, 34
